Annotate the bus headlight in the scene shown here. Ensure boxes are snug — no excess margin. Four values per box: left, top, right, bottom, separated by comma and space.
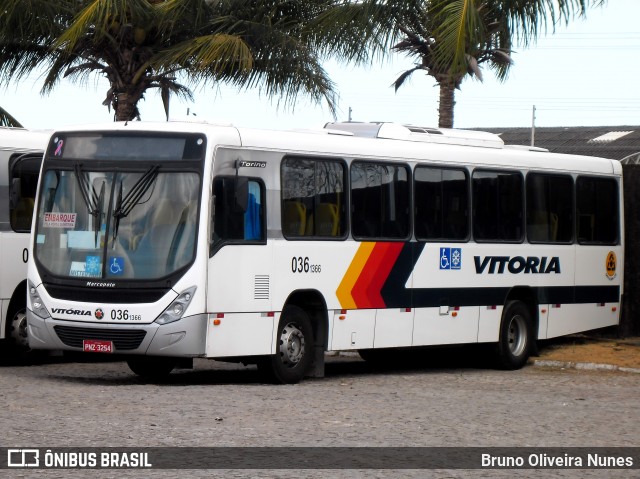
155, 286, 197, 325
28, 281, 51, 319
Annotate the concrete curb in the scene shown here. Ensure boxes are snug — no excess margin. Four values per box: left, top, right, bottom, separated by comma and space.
329, 351, 640, 373
534, 359, 640, 374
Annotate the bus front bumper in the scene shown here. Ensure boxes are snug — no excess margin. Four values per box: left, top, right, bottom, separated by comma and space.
27, 311, 208, 357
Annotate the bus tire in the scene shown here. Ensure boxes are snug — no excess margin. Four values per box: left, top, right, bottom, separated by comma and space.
6, 304, 30, 354
259, 305, 313, 384
495, 300, 533, 370
127, 356, 177, 379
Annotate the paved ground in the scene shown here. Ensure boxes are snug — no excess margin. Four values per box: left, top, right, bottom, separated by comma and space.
0, 346, 638, 478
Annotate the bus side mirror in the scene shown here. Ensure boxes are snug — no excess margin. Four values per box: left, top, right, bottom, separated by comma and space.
233, 176, 248, 213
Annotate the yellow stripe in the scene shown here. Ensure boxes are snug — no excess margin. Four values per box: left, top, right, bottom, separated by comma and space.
336, 242, 376, 309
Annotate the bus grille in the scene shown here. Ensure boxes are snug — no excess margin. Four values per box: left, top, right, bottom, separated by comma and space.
53, 326, 147, 350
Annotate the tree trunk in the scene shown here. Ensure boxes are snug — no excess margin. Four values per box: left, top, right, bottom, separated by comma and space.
438, 80, 456, 129
114, 91, 142, 122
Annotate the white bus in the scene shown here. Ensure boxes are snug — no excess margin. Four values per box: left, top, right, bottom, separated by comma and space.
26, 121, 623, 382
0, 127, 49, 356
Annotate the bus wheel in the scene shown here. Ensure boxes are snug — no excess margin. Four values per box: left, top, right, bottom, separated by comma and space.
495, 300, 532, 370
7, 306, 30, 352
259, 306, 313, 384
127, 356, 177, 379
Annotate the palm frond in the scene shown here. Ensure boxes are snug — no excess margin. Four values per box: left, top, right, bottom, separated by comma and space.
225, 35, 338, 117
156, 34, 253, 81
0, 105, 23, 128
430, 0, 482, 76
54, 0, 157, 51
309, 0, 425, 64
0, 0, 73, 41
392, 65, 425, 92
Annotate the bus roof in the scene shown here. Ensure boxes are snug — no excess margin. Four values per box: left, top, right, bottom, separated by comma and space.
0, 127, 51, 152
49, 121, 621, 176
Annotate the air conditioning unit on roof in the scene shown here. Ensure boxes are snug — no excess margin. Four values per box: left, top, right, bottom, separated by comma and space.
323, 121, 504, 148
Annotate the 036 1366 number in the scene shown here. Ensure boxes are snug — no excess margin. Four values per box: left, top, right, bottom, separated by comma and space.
291, 256, 321, 273
110, 310, 142, 321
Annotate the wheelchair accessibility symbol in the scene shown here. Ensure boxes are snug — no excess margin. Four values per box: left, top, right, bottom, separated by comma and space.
109, 257, 125, 275
440, 248, 462, 270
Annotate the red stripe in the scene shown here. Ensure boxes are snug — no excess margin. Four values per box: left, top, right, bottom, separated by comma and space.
367, 243, 403, 307
351, 242, 403, 308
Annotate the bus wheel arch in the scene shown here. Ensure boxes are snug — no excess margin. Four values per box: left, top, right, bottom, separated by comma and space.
259, 290, 328, 383
281, 289, 329, 351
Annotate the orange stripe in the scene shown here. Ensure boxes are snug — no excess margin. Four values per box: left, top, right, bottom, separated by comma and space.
336, 242, 376, 309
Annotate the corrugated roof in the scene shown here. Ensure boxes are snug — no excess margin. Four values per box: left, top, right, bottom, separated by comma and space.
473, 126, 640, 160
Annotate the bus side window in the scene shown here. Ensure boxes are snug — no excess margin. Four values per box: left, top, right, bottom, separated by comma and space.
9, 154, 42, 232
576, 176, 619, 244
212, 176, 264, 251
414, 166, 469, 241
472, 170, 523, 242
526, 173, 573, 243
351, 161, 410, 240
281, 157, 346, 239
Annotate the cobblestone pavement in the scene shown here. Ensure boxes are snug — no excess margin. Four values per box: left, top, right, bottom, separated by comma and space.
1, 353, 638, 478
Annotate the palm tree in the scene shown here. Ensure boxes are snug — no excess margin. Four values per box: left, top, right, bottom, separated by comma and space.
0, 106, 22, 127
392, 0, 604, 128
0, 0, 339, 122
392, 1, 513, 128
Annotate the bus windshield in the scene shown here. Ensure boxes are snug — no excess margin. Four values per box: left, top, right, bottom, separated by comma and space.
34, 167, 200, 280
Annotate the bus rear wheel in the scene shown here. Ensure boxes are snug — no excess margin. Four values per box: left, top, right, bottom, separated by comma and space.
258, 306, 313, 384
495, 300, 533, 370
127, 356, 177, 379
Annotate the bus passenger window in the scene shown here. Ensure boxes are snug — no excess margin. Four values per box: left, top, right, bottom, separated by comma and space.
576, 176, 618, 244
281, 157, 346, 239
472, 170, 523, 242
351, 161, 410, 240
414, 166, 469, 241
526, 173, 573, 243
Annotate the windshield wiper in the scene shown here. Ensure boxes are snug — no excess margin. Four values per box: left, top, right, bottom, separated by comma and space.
74, 162, 105, 247
112, 165, 160, 241
74, 162, 99, 216
95, 181, 105, 247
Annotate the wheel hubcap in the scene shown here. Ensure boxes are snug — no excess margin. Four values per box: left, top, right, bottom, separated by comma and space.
507, 314, 527, 357
278, 322, 305, 367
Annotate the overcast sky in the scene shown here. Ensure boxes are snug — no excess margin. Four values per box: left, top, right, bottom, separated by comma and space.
2, 0, 637, 131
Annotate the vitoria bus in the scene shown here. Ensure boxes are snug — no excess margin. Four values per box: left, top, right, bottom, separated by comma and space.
0, 127, 49, 356
26, 121, 622, 383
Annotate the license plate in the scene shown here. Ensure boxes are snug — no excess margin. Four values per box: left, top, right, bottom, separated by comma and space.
83, 339, 113, 353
